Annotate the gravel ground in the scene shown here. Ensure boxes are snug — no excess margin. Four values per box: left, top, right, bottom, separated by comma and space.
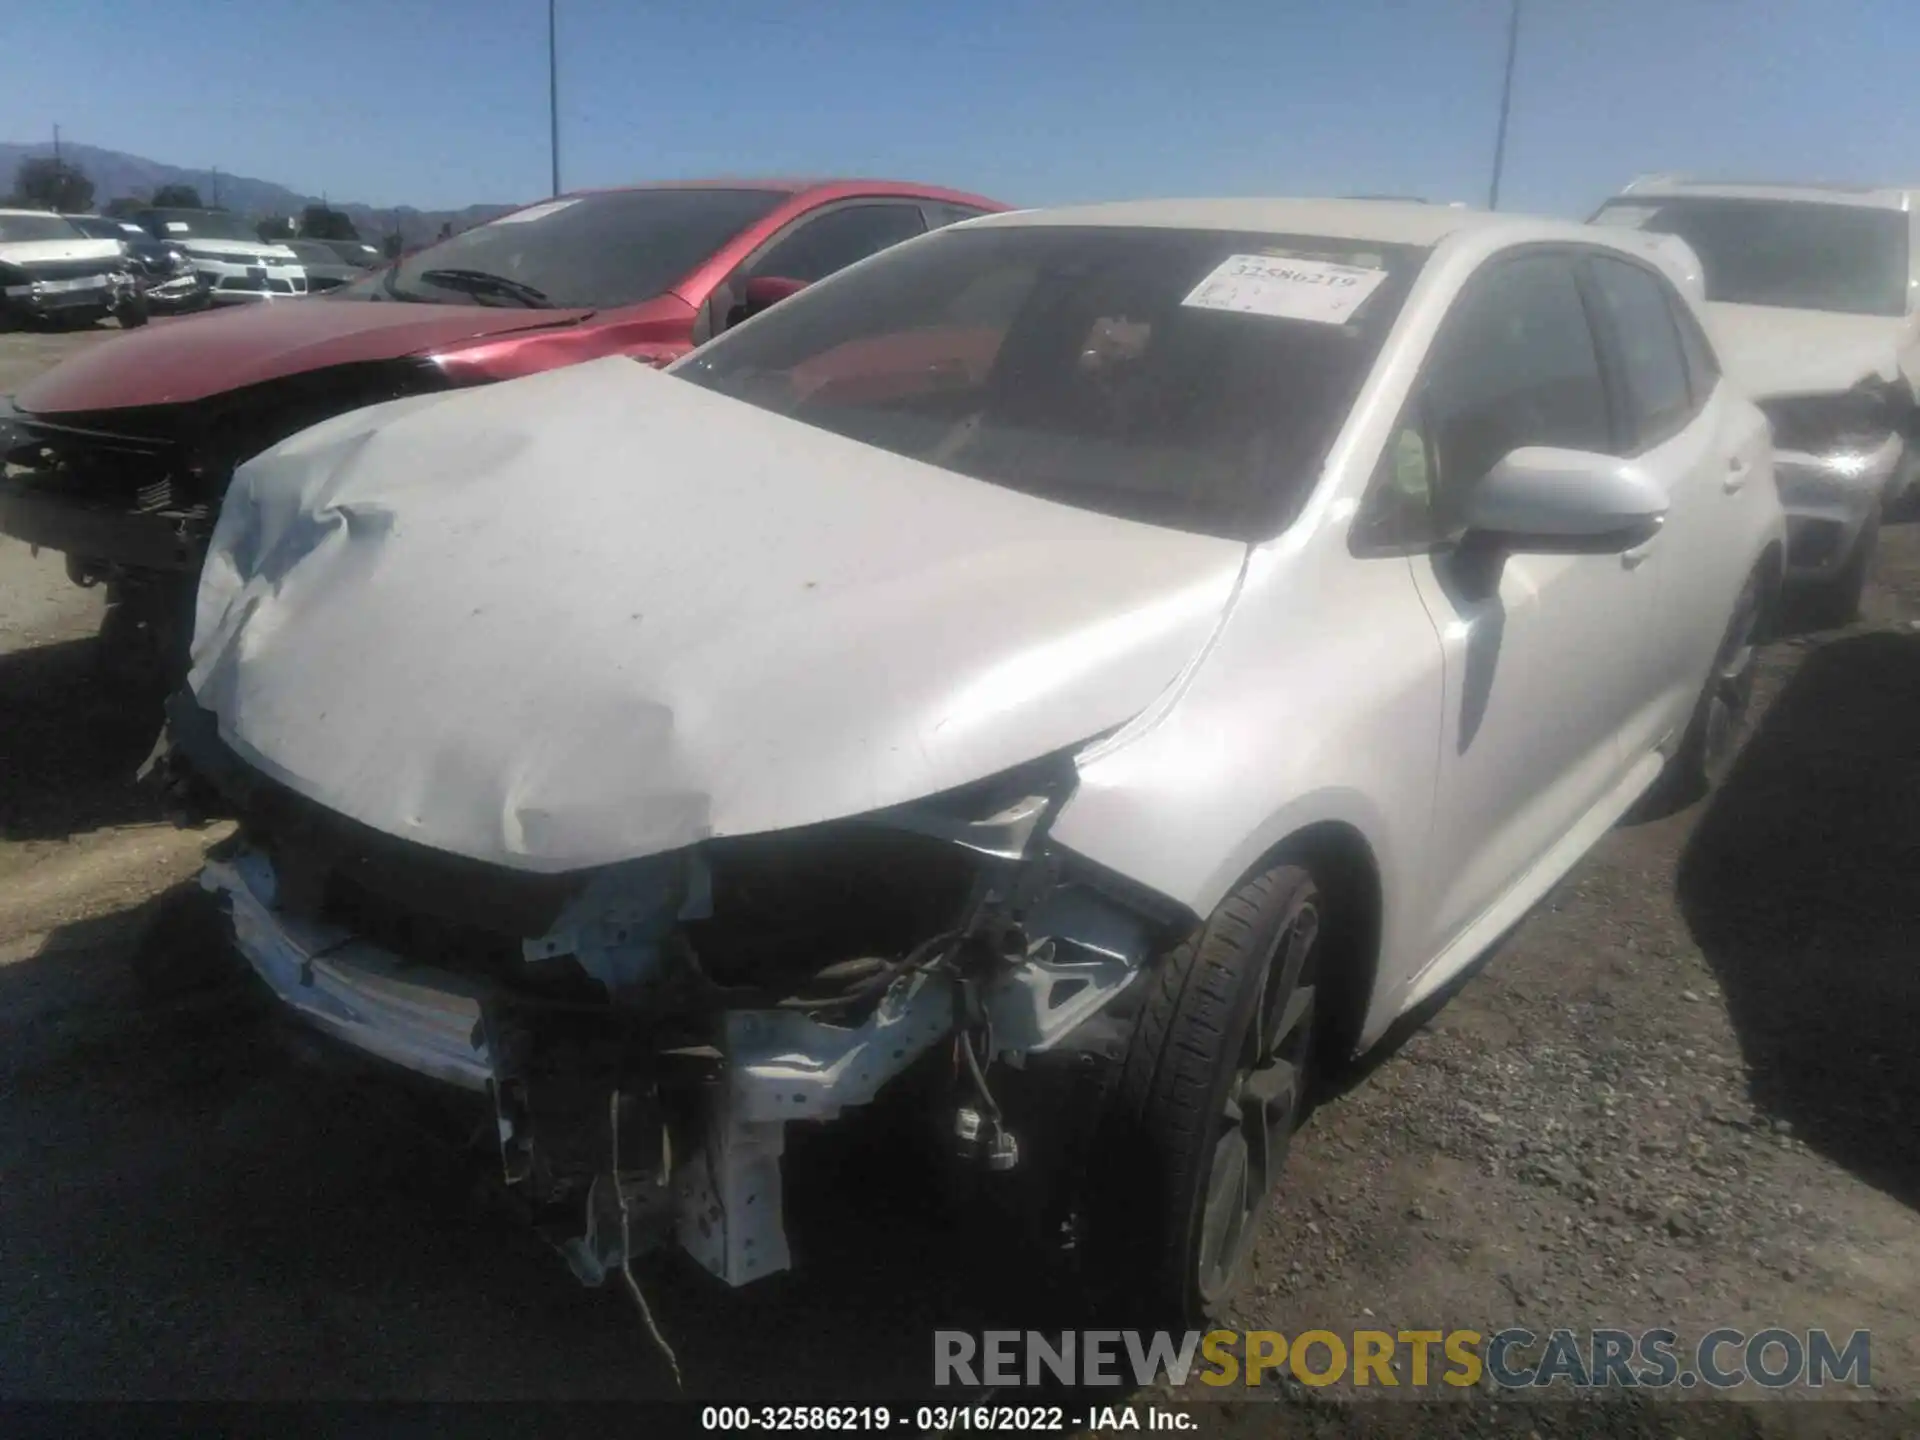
1, 329, 1916, 1431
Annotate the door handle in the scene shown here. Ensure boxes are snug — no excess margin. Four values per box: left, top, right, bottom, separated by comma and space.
1723, 456, 1749, 494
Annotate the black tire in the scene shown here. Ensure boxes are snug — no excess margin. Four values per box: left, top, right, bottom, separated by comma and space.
118, 294, 151, 328
1803, 510, 1877, 629
1654, 561, 1769, 808
1086, 860, 1325, 1324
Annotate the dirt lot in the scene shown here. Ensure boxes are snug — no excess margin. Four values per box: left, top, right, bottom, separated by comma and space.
2, 327, 1917, 1425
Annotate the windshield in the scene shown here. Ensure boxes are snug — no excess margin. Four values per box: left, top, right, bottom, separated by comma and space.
0, 212, 86, 243
674, 225, 1422, 541
1592, 196, 1910, 316
345, 187, 786, 310
140, 209, 261, 242
64, 216, 122, 240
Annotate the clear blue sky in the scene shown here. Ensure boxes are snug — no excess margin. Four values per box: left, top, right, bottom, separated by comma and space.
5, 0, 1918, 217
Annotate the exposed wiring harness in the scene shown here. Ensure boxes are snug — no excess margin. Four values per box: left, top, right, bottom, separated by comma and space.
610, 1090, 682, 1389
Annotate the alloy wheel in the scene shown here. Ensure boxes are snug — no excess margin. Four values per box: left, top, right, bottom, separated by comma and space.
1194, 892, 1320, 1307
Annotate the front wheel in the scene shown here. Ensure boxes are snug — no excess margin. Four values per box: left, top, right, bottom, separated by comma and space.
1085, 860, 1325, 1324
117, 293, 151, 328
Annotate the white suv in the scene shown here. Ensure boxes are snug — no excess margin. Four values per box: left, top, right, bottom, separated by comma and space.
1592, 177, 1919, 621
136, 206, 308, 306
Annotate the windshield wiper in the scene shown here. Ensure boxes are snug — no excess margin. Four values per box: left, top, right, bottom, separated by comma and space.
416, 267, 553, 308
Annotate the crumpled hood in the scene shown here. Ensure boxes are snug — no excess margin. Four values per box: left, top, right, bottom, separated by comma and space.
1704, 302, 1912, 399
189, 357, 1247, 874
15, 299, 593, 413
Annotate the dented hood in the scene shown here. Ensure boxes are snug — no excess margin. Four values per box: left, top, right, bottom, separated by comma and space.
189, 357, 1247, 873
15, 299, 593, 413
1704, 302, 1912, 399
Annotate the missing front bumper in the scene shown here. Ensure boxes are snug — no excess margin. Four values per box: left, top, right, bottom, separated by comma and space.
201, 834, 1154, 1293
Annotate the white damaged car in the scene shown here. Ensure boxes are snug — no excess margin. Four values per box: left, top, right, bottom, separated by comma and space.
1594, 178, 1920, 622
172, 199, 1784, 1324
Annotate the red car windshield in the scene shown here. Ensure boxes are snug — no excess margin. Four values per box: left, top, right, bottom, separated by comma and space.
344, 188, 787, 311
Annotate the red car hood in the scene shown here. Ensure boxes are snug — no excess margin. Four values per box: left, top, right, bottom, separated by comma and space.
15, 300, 595, 414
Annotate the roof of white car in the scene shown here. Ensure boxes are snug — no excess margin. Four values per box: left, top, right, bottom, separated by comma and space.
966, 197, 1592, 248
1614, 176, 1918, 212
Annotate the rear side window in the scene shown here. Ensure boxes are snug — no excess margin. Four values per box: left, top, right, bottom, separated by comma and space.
1587, 256, 1695, 448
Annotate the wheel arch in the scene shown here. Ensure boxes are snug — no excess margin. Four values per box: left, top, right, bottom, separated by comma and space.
1255, 820, 1384, 1067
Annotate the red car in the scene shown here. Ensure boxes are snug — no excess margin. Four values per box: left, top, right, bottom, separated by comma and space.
0, 178, 1006, 677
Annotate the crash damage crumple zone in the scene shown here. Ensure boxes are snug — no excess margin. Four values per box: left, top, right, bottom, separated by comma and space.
189, 355, 1246, 872
187, 354, 1248, 1315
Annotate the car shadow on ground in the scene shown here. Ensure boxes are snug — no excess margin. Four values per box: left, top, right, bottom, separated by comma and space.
0, 636, 169, 840
1677, 629, 1920, 1210
0, 886, 1094, 1401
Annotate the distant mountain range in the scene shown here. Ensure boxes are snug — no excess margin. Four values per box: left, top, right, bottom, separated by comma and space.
0, 141, 519, 246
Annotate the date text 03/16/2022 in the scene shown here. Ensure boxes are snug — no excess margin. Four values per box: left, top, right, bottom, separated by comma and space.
699, 1405, 1189, 1432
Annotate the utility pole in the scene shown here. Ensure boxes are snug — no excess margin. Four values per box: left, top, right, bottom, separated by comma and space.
52, 123, 61, 164
1487, 0, 1522, 210
212, 166, 222, 207
548, 0, 561, 197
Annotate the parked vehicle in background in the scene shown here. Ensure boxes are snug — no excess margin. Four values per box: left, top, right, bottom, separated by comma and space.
1593, 178, 1920, 621
171, 199, 1782, 1324
65, 214, 209, 315
0, 209, 140, 330
136, 208, 308, 306
0, 179, 1005, 683
284, 239, 361, 293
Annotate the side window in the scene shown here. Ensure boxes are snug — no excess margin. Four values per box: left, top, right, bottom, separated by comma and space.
1427, 255, 1611, 532
1587, 256, 1695, 448
748, 204, 927, 284
924, 202, 991, 230
1357, 254, 1611, 548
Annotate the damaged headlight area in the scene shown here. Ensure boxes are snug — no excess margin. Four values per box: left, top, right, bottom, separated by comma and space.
190, 724, 1165, 1309
1760, 376, 1914, 463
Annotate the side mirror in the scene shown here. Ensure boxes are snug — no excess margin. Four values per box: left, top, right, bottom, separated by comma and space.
733, 275, 807, 325
1461, 447, 1668, 552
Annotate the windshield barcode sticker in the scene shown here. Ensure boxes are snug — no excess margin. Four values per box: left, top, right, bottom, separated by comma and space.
1183, 253, 1388, 325
490, 199, 581, 225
